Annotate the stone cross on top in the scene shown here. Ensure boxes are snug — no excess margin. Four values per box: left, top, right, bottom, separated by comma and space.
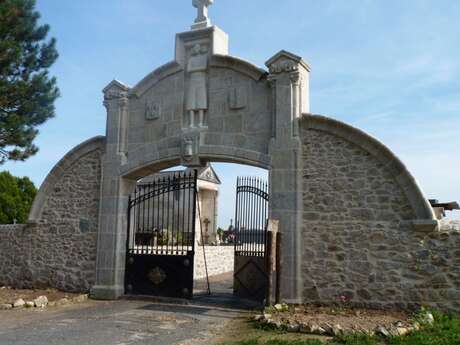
191, 0, 214, 30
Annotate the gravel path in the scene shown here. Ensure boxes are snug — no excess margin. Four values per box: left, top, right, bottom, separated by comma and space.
0, 298, 247, 345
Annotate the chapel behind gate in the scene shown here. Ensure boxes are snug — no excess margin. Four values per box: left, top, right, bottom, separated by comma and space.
0, 0, 459, 311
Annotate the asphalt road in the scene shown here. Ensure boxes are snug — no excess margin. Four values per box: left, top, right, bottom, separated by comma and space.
0, 297, 247, 345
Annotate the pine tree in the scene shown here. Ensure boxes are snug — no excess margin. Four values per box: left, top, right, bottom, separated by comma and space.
0, 0, 59, 163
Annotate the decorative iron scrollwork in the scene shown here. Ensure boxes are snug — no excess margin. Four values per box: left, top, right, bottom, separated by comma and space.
147, 267, 167, 285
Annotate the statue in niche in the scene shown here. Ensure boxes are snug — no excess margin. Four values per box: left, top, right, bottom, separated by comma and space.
186, 44, 208, 128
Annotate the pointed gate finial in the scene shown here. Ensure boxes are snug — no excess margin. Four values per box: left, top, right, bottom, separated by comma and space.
191, 0, 214, 30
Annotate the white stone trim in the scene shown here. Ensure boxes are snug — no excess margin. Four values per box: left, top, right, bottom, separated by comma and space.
210, 55, 267, 81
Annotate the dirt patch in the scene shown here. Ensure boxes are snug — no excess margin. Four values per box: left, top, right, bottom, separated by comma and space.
285, 304, 409, 331
213, 317, 330, 345
257, 304, 419, 336
0, 286, 82, 304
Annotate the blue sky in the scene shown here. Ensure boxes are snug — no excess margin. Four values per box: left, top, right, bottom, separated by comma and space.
3, 0, 459, 224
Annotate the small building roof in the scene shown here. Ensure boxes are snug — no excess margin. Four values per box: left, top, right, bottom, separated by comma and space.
138, 163, 221, 185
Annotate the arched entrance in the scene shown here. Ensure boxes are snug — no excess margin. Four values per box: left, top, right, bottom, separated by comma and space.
123, 162, 272, 302
91, 5, 312, 304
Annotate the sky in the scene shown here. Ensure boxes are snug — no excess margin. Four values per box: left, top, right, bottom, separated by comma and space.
3, 0, 459, 225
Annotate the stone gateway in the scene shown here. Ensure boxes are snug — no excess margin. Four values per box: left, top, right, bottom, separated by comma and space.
0, 1, 459, 311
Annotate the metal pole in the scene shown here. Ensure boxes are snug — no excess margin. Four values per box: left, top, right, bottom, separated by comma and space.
197, 178, 211, 295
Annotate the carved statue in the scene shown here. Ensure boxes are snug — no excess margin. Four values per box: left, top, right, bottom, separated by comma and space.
186, 44, 208, 128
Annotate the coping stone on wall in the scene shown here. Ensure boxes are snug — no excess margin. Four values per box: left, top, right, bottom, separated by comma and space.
300, 114, 437, 230
27, 136, 106, 224
130, 61, 184, 98
210, 55, 268, 81
0, 224, 27, 232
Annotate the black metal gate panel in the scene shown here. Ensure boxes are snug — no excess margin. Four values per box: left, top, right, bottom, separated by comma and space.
125, 171, 197, 299
233, 177, 269, 302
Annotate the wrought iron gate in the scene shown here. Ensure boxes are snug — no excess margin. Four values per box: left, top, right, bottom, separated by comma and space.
125, 170, 197, 299
233, 177, 270, 302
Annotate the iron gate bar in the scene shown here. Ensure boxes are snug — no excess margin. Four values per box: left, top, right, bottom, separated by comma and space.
233, 175, 270, 302
126, 171, 198, 256
125, 170, 198, 298
234, 176, 269, 257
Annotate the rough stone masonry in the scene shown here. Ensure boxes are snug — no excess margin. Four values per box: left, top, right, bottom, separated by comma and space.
300, 118, 460, 311
0, 138, 104, 292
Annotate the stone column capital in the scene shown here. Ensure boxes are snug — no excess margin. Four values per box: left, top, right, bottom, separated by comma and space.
266, 74, 279, 87
289, 71, 301, 86
102, 80, 131, 110
104, 90, 129, 109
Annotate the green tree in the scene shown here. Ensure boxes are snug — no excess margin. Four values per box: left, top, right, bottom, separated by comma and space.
0, 0, 59, 164
0, 171, 37, 224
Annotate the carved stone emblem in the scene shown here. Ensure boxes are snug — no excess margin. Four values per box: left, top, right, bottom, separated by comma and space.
104, 88, 128, 101
268, 60, 299, 74
183, 137, 194, 162
145, 101, 161, 120
229, 86, 247, 110
147, 267, 167, 285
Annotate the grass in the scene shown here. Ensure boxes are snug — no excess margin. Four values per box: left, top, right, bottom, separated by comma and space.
215, 318, 328, 345
221, 340, 323, 345
219, 312, 460, 345
387, 312, 460, 345
332, 334, 381, 345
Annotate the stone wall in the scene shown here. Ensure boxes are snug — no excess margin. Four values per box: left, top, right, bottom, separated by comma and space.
299, 115, 459, 311
0, 225, 29, 287
194, 245, 234, 280
440, 219, 460, 231
0, 137, 104, 292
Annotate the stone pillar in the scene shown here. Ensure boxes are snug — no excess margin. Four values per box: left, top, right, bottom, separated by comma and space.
91, 80, 136, 300
266, 51, 310, 303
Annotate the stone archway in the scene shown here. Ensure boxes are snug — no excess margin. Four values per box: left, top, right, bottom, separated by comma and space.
90, 151, 277, 301
89, 19, 312, 301
86, 16, 437, 304
13, 1, 457, 311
